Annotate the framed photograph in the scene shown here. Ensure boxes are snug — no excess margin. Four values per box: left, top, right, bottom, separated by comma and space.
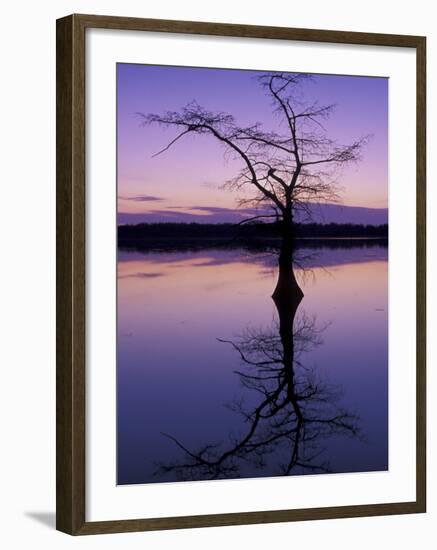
56, 14, 426, 535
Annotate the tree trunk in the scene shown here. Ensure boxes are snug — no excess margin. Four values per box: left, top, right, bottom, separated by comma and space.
271, 230, 304, 422
272, 207, 303, 305
271, 206, 304, 381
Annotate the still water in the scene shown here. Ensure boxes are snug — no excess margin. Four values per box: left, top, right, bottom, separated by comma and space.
117, 243, 388, 485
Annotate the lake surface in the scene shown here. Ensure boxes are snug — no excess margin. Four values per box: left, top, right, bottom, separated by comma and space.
117, 243, 388, 485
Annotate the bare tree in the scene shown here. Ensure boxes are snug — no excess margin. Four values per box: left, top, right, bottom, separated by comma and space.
136, 75, 368, 482
139, 73, 369, 240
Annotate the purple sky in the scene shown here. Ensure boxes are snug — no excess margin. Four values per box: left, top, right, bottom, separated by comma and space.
117, 64, 388, 224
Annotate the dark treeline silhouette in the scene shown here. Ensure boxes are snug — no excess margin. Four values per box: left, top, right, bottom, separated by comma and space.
118, 222, 388, 251
119, 221, 388, 239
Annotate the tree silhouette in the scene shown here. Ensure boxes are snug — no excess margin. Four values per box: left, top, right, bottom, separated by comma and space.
137, 73, 368, 482
140, 73, 369, 243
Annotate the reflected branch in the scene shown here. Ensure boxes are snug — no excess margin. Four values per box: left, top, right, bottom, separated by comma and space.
155, 245, 361, 481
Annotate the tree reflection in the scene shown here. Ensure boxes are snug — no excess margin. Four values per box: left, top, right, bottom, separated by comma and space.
156, 243, 361, 481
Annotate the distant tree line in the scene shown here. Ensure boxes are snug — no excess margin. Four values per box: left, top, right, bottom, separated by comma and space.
118, 221, 388, 242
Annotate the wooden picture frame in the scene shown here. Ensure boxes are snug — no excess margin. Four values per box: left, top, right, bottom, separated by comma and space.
56, 13, 426, 535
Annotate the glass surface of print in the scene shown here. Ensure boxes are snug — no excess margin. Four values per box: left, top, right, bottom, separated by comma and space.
116, 64, 388, 485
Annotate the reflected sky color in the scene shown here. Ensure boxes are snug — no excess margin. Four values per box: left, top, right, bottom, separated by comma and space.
117, 245, 388, 485
117, 64, 388, 221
